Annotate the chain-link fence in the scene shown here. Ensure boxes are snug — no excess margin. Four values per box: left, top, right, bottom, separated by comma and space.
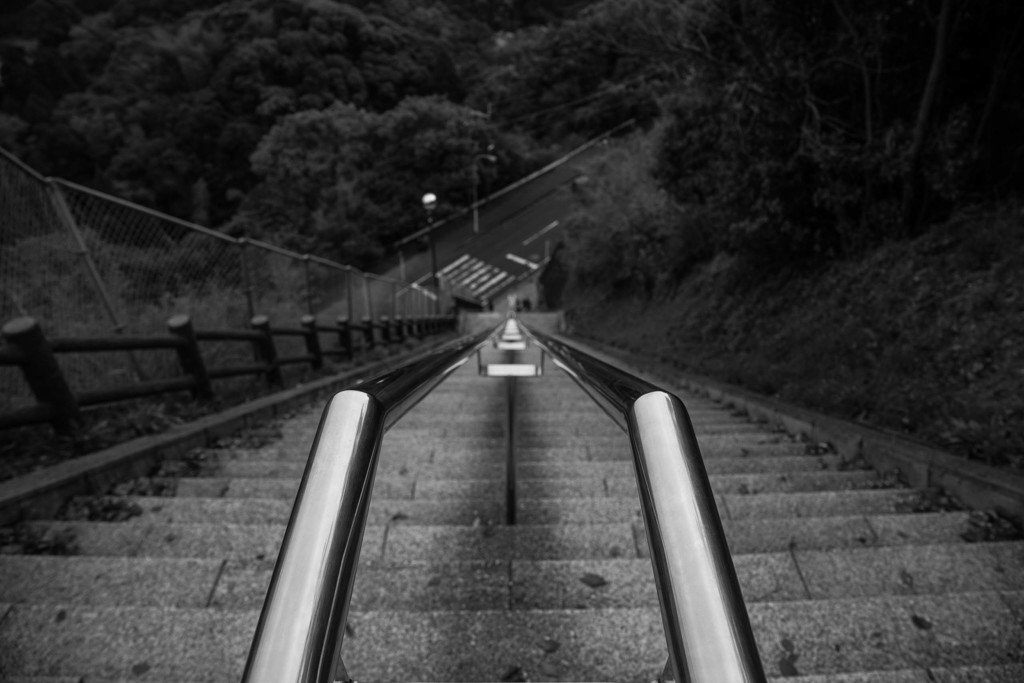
0, 147, 442, 411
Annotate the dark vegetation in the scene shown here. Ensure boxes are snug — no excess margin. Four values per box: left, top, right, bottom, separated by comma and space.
0, 334, 424, 482
3, 0, 1023, 467
553, 1, 1024, 468
0, 0, 611, 266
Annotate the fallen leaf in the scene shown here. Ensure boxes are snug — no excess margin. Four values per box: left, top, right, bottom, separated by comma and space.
501, 666, 527, 682
540, 638, 560, 653
131, 662, 151, 676
580, 573, 608, 588
911, 614, 932, 630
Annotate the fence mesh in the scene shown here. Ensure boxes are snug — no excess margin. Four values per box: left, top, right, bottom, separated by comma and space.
0, 154, 128, 404
58, 181, 249, 333
1, 147, 441, 411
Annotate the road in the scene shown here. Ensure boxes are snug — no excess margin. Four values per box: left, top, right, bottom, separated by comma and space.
386, 144, 605, 305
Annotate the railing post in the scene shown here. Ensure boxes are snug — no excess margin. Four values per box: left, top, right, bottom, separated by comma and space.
303, 255, 315, 316
361, 316, 375, 350
251, 315, 283, 387
1, 317, 79, 434
379, 315, 392, 345
301, 314, 323, 371
167, 314, 213, 399
395, 316, 406, 343
345, 267, 354, 323
238, 238, 256, 320
336, 316, 353, 361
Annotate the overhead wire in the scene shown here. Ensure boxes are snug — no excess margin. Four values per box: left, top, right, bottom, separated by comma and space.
497, 70, 662, 127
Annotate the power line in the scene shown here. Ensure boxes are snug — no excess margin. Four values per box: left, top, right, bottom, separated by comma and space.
498, 71, 659, 125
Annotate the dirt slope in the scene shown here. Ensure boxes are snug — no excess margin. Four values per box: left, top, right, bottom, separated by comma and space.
566, 206, 1024, 469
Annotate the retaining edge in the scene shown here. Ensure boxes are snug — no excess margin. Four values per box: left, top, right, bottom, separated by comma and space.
0, 334, 460, 526
560, 332, 1024, 528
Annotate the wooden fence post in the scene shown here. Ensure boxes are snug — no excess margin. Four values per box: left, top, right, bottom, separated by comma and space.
251, 315, 283, 387
336, 316, 352, 361
301, 315, 323, 371
1, 317, 79, 434
167, 314, 213, 399
361, 316, 375, 350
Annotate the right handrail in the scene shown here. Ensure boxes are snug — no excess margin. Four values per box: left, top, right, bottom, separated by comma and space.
520, 322, 767, 683
242, 324, 498, 683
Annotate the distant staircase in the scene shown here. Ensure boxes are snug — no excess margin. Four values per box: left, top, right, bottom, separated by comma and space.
1, 313, 1022, 681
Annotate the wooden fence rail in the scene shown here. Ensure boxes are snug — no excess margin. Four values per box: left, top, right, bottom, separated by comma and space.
0, 312, 456, 434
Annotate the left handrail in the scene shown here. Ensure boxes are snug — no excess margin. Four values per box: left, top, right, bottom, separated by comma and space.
241, 324, 498, 683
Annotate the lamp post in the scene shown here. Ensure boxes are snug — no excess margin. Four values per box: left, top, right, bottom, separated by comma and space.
472, 150, 497, 234
422, 192, 438, 292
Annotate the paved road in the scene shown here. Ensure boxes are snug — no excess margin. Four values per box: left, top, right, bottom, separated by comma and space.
388, 145, 605, 304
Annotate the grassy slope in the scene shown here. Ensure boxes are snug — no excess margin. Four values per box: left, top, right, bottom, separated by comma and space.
566, 206, 1024, 469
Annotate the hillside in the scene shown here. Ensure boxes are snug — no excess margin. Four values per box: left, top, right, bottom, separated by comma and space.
0, 0, 615, 267
562, 188, 1024, 470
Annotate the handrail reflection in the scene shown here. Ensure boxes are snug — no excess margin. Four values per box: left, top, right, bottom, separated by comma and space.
242, 325, 497, 683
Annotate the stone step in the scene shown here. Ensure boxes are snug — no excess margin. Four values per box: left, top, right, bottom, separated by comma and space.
517, 421, 765, 436
13, 541, 1018, 612
60, 488, 922, 529
517, 431, 797, 449
60, 495, 505, 527
194, 439, 811, 470
518, 489, 924, 524
16, 512, 982, 564
516, 441, 810, 462
164, 469, 881, 503
1, 593, 1021, 681
15, 668, 1024, 683
192, 454, 852, 480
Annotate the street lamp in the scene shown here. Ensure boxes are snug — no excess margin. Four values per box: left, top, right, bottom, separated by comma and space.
472, 149, 497, 234
422, 192, 438, 292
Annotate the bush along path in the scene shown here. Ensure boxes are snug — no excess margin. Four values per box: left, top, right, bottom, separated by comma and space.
0, 318, 1022, 680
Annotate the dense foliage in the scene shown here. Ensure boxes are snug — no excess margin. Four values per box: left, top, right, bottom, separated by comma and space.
558, 0, 1023, 294
0, 0, 564, 266
3, 0, 1022, 273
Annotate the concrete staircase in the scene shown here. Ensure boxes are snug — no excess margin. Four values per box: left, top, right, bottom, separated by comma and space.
1, 320, 1023, 682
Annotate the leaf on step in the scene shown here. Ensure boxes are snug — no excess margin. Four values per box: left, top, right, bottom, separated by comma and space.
777, 638, 799, 677
911, 614, 932, 630
131, 662, 151, 676
345, 621, 356, 638
501, 666, 528, 682
580, 572, 608, 588
55, 609, 67, 623
390, 512, 409, 522
539, 638, 560, 653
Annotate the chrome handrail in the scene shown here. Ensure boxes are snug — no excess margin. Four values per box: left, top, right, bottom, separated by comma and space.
242, 325, 498, 683
520, 322, 767, 683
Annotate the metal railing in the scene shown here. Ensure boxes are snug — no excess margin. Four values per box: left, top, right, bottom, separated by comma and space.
519, 322, 766, 683
242, 317, 764, 683
242, 324, 498, 683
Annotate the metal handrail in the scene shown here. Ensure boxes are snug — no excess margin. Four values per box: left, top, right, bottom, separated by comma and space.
519, 322, 767, 683
242, 325, 498, 683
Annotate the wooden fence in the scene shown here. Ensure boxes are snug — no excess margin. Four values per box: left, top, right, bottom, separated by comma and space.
0, 312, 456, 434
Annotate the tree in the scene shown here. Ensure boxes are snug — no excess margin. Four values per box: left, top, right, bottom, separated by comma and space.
238, 96, 507, 266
